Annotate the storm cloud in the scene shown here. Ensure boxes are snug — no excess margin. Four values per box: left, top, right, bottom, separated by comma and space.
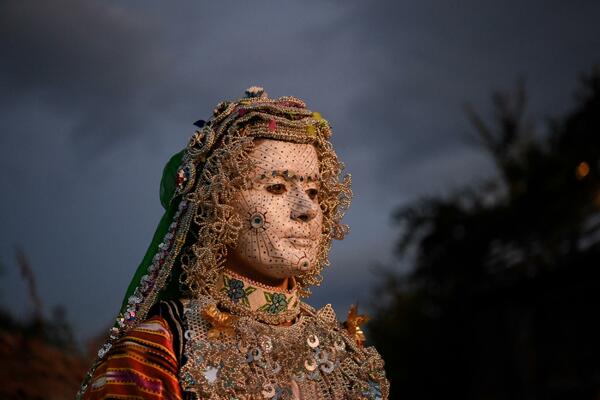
1, 0, 599, 339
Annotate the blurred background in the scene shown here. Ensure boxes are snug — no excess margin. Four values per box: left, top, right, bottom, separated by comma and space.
1, 1, 599, 399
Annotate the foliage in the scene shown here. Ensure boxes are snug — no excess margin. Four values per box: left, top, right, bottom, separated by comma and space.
369, 67, 600, 399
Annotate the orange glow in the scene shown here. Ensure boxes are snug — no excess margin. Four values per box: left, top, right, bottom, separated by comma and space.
576, 161, 590, 180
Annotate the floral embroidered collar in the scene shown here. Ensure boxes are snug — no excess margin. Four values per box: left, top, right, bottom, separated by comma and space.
214, 270, 301, 325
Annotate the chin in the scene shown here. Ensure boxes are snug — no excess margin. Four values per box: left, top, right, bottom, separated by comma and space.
260, 259, 317, 280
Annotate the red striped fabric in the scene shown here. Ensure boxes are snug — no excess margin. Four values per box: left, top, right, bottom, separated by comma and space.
84, 316, 183, 400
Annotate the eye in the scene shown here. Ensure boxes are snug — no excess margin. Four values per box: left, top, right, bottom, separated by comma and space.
266, 183, 286, 194
307, 188, 319, 200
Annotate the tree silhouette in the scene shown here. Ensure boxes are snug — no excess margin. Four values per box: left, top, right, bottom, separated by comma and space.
369, 67, 600, 400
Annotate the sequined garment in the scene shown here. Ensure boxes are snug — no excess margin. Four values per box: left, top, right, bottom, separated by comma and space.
85, 297, 388, 400
179, 296, 388, 400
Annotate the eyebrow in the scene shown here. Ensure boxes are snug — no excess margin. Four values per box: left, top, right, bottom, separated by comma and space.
257, 170, 321, 182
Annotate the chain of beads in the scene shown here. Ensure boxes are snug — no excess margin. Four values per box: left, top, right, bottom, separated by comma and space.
96, 199, 189, 359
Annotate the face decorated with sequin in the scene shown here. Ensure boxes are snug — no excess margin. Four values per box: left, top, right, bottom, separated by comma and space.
228, 139, 323, 282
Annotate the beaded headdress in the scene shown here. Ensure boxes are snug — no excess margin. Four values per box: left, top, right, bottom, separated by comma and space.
78, 87, 352, 395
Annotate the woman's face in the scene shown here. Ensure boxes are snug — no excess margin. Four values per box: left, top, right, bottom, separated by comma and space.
228, 139, 323, 282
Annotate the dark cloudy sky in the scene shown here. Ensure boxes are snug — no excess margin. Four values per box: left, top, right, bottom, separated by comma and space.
1, 0, 599, 339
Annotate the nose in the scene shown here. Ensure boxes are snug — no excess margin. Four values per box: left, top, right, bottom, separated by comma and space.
290, 192, 318, 223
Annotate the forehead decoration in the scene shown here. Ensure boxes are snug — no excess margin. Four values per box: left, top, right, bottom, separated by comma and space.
78, 87, 351, 397
173, 87, 330, 201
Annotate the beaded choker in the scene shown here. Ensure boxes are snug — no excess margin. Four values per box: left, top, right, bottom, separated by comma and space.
214, 270, 301, 324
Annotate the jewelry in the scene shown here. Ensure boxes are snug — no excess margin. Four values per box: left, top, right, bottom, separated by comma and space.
215, 270, 301, 324
179, 296, 390, 400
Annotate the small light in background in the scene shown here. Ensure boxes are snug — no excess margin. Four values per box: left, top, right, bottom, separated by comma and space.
575, 161, 590, 180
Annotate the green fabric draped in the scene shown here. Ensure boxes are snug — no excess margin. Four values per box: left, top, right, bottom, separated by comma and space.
120, 149, 186, 312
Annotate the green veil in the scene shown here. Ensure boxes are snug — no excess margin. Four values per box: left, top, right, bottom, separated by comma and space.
121, 149, 186, 311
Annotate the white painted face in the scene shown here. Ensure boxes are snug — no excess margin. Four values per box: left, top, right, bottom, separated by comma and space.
228, 139, 323, 282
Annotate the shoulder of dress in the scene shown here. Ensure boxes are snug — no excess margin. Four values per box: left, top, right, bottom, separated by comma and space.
109, 315, 178, 360
144, 298, 189, 361
85, 315, 182, 399
301, 303, 383, 355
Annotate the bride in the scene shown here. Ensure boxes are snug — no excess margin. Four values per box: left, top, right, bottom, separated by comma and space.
79, 87, 388, 400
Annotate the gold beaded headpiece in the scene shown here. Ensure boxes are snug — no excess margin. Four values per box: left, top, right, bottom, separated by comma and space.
173, 86, 332, 200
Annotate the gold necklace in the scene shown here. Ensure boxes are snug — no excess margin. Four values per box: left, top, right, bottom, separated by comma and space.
179, 296, 390, 399
214, 270, 301, 325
